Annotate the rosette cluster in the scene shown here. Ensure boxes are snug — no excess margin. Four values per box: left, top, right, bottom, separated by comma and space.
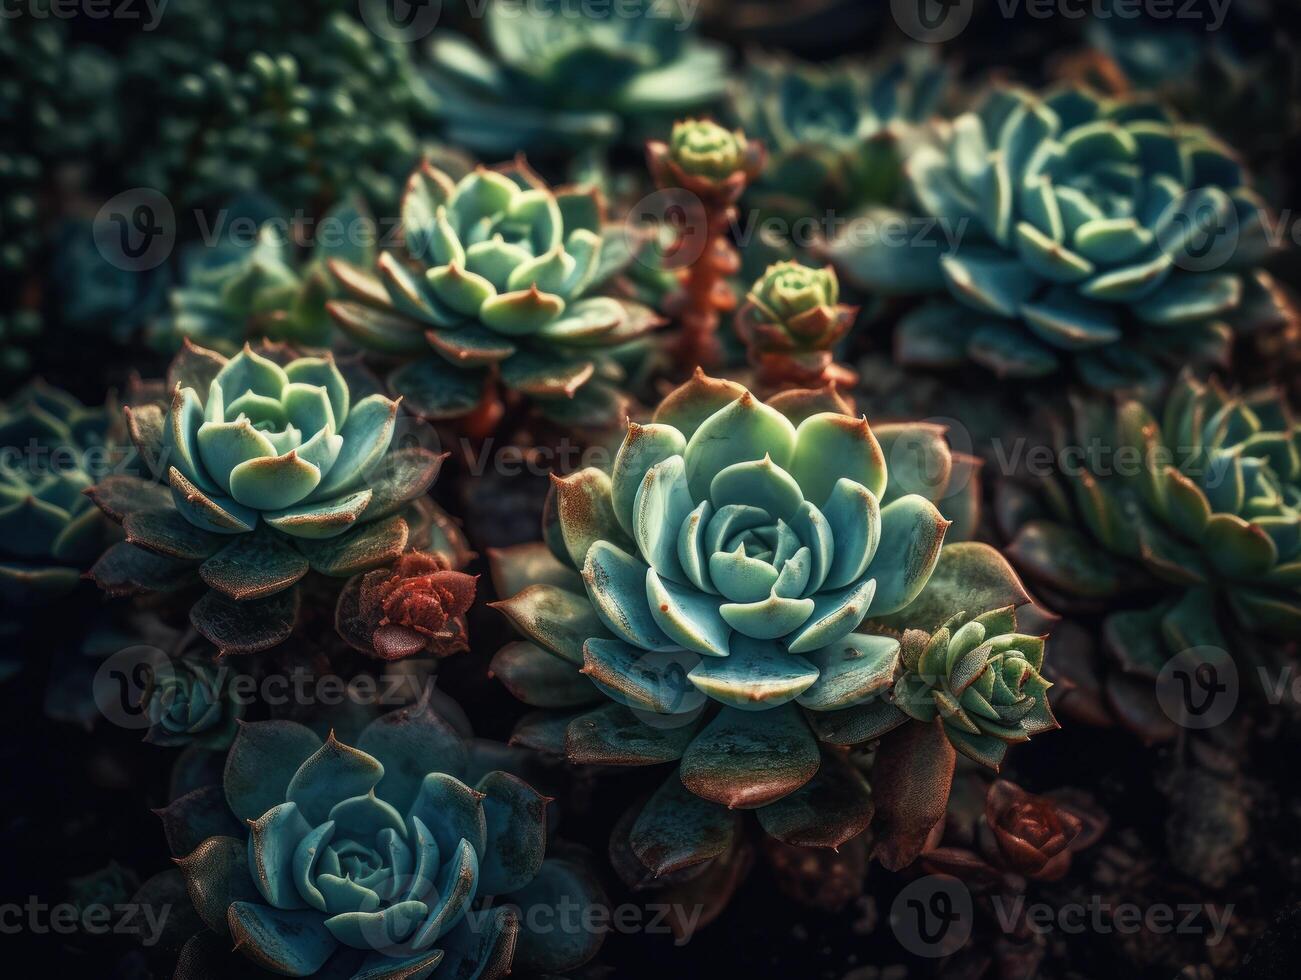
329, 159, 661, 424
826, 84, 1284, 388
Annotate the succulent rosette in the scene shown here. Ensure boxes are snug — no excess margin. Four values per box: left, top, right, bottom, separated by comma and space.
923, 778, 1106, 885
141, 655, 244, 748
824, 84, 1288, 389
425, 0, 728, 156
735, 261, 858, 389
157, 697, 605, 978
647, 119, 766, 207
336, 551, 477, 660
998, 373, 1301, 737
732, 48, 948, 220
488, 372, 1025, 885
0, 381, 116, 606
152, 200, 374, 354
836, 607, 1058, 770
88, 342, 454, 655
328, 158, 662, 428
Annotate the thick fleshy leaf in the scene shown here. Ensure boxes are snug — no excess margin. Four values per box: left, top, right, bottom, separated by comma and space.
199, 532, 309, 600
686, 635, 818, 709
797, 633, 901, 710
247, 803, 312, 910
177, 836, 261, 938
871, 719, 956, 871
679, 703, 820, 808
287, 733, 384, 825
788, 413, 887, 506
647, 568, 732, 657
476, 770, 548, 895
121, 506, 225, 561
191, 588, 300, 655
169, 467, 259, 534
387, 359, 486, 421
490, 641, 597, 709
583, 638, 703, 714
634, 455, 697, 583
298, 515, 409, 577
859, 495, 948, 616
509, 857, 607, 974
552, 467, 628, 570
755, 750, 874, 848
223, 720, 323, 822
878, 541, 1034, 634
651, 369, 748, 441
683, 391, 798, 499
582, 542, 678, 651
629, 773, 739, 875
784, 578, 877, 654
155, 786, 244, 859
565, 703, 701, 766
486, 542, 582, 598
610, 423, 688, 536
493, 583, 612, 666
356, 694, 469, 813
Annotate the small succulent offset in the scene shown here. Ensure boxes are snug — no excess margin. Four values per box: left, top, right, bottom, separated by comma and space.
735, 261, 859, 391
336, 551, 477, 661
998, 373, 1301, 737
825, 84, 1286, 389
860, 608, 1057, 769
425, 0, 728, 156
0, 382, 116, 606
923, 778, 1106, 885
329, 158, 662, 428
732, 47, 948, 220
646, 120, 765, 368
164, 698, 604, 978
140, 655, 244, 748
151, 199, 375, 354
88, 342, 446, 655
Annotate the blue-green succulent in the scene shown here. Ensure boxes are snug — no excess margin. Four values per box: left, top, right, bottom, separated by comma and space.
0, 381, 116, 606
425, 0, 728, 156
733, 47, 947, 220
141, 655, 244, 748
998, 373, 1301, 738
488, 373, 987, 808
151, 199, 375, 354
824, 84, 1287, 389
162, 697, 605, 978
88, 342, 448, 654
329, 159, 662, 427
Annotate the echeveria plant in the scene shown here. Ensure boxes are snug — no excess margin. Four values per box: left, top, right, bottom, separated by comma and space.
824, 84, 1288, 389
735, 261, 859, 390
88, 342, 454, 654
732, 47, 948, 220
152, 199, 376, 353
159, 696, 605, 978
0, 381, 116, 606
425, 0, 728, 156
998, 372, 1300, 739
329, 158, 662, 428
489, 372, 1031, 879
140, 655, 243, 748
